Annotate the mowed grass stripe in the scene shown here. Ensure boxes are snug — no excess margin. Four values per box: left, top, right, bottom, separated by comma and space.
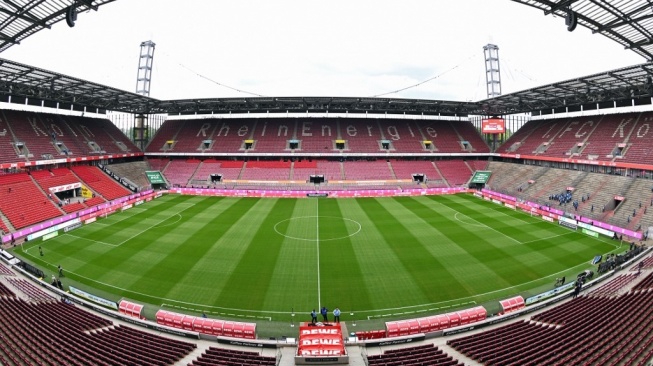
215, 199, 298, 311
22, 195, 198, 278
172, 198, 283, 308
70, 194, 195, 246
124, 197, 259, 301
439, 194, 616, 260
261, 199, 320, 313
432, 195, 615, 279
419, 195, 544, 284
395, 196, 515, 294
438, 195, 570, 245
70, 196, 231, 299
319, 199, 373, 313
333, 199, 429, 310
357, 198, 464, 303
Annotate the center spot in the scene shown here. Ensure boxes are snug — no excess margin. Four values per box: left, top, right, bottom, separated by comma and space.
274, 216, 362, 242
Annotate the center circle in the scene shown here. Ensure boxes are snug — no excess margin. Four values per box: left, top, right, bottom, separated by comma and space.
273, 216, 362, 242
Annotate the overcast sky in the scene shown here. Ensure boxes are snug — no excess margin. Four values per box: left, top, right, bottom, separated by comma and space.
2, 0, 645, 102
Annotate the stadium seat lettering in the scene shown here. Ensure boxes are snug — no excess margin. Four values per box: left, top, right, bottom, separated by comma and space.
636, 123, 650, 138
78, 124, 94, 138
237, 125, 249, 136
278, 124, 288, 136
611, 118, 633, 138
346, 125, 357, 136
64, 121, 78, 137
541, 122, 558, 138
367, 125, 375, 136
558, 120, 579, 138
50, 123, 65, 137
302, 121, 313, 136
573, 120, 593, 138
322, 124, 332, 136
28, 117, 48, 136
386, 126, 400, 140
216, 123, 230, 137
407, 124, 415, 137
196, 123, 211, 137
425, 126, 437, 138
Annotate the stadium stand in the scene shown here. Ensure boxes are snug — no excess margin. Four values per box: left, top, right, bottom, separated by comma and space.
240, 160, 291, 180
620, 111, 653, 165
249, 118, 291, 153
0, 112, 24, 163
70, 165, 131, 200
435, 160, 473, 186
290, 160, 318, 181
2, 110, 60, 160
188, 346, 276, 366
389, 160, 441, 181
6, 278, 53, 302
632, 272, 653, 291
146, 157, 170, 172
499, 118, 566, 155
214, 160, 245, 180
452, 120, 491, 153
0, 173, 61, 229
343, 160, 395, 180
448, 289, 653, 366
106, 161, 151, 191
163, 159, 201, 186
588, 273, 639, 296
147, 117, 489, 154
147, 119, 184, 152
65, 115, 136, 154
295, 119, 339, 152
466, 159, 488, 172
366, 344, 463, 366
0, 262, 15, 276
578, 113, 638, 160
0, 297, 196, 366
316, 160, 343, 181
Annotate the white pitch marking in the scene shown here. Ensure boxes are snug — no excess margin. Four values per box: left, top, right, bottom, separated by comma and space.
316, 198, 322, 310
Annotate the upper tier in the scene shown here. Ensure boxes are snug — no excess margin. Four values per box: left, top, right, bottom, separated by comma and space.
499, 111, 653, 165
145, 118, 491, 155
0, 109, 139, 163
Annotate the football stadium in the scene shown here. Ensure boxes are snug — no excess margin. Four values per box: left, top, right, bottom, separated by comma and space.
1, 1, 653, 365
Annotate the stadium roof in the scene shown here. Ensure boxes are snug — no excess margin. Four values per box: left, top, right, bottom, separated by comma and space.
0, 0, 116, 53
0, 1, 652, 117
1, 57, 652, 117
479, 61, 653, 115
513, 0, 653, 60
0, 57, 154, 113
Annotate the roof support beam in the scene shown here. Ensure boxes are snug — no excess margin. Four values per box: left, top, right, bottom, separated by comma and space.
544, 0, 579, 15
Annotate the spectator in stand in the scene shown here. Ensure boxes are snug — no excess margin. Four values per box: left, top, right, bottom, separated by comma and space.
333, 307, 341, 323
321, 306, 329, 322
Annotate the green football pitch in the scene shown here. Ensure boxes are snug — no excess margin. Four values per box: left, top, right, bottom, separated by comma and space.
15, 193, 619, 322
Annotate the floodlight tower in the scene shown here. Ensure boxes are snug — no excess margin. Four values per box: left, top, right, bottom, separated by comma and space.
483, 44, 502, 152
134, 40, 156, 150
483, 44, 501, 99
